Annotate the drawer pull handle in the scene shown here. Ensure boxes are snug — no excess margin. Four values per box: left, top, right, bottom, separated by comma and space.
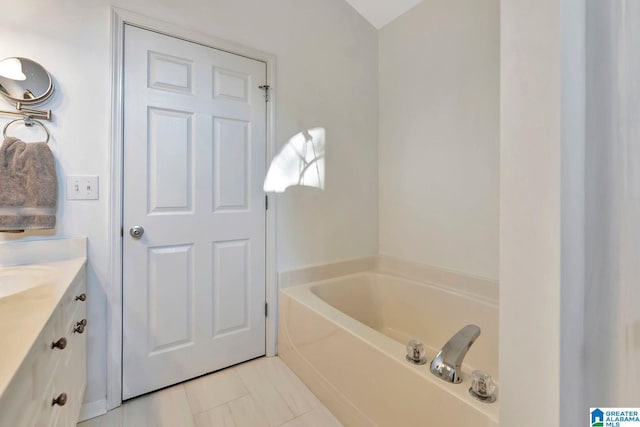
74, 322, 85, 334
52, 393, 67, 407
75, 293, 86, 302
51, 337, 67, 350
76, 319, 87, 327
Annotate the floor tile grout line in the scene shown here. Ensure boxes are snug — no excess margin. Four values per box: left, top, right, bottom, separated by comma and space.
189, 392, 251, 416
234, 391, 272, 427
260, 359, 314, 417
256, 358, 326, 423
269, 374, 299, 417
276, 406, 317, 427
234, 365, 251, 399
184, 380, 198, 415
236, 359, 302, 425
271, 360, 325, 415
184, 368, 251, 415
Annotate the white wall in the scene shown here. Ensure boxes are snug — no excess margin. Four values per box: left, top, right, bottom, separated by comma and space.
560, 0, 586, 425
378, 0, 500, 281
0, 0, 378, 407
584, 2, 618, 409
500, 1, 561, 422
501, 0, 586, 425
586, 0, 640, 407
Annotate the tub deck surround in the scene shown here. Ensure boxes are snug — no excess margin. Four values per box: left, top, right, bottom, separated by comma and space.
309, 273, 498, 380
279, 255, 499, 303
375, 255, 499, 303
278, 257, 378, 290
278, 259, 499, 427
0, 238, 87, 399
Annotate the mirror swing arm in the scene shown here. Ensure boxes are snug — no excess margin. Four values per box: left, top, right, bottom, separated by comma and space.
0, 102, 51, 122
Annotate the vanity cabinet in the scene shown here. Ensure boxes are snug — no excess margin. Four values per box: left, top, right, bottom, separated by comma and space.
0, 265, 87, 427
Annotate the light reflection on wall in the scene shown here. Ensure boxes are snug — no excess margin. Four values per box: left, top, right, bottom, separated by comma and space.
0, 58, 26, 81
263, 127, 325, 193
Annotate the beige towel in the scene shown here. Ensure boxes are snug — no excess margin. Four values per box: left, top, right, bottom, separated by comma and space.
0, 137, 57, 230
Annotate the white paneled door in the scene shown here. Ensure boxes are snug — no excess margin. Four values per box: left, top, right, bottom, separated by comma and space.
122, 25, 267, 400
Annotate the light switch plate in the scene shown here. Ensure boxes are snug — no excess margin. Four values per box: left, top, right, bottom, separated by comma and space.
67, 175, 99, 200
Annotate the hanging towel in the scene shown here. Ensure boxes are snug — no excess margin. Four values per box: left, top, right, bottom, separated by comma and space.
0, 137, 57, 231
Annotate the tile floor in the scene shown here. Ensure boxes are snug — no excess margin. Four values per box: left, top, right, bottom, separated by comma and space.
77, 357, 343, 427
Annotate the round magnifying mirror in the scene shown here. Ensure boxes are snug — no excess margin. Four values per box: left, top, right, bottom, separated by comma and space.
0, 57, 54, 104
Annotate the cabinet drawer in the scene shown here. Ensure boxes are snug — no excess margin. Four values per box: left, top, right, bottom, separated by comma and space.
34, 309, 63, 393
62, 273, 87, 321
57, 334, 86, 426
0, 358, 38, 427
34, 374, 66, 427
64, 297, 86, 336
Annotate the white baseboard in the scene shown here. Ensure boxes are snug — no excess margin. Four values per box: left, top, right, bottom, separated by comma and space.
78, 399, 107, 422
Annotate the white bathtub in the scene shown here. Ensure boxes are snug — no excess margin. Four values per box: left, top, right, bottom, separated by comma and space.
278, 272, 499, 426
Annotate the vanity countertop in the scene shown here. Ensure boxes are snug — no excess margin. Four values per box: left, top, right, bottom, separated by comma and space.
0, 257, 86, 398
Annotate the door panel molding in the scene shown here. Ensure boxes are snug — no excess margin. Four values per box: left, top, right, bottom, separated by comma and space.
108, 7, 277, 412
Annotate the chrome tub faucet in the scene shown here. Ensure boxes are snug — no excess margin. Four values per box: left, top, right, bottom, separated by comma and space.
430, 325, 481, 383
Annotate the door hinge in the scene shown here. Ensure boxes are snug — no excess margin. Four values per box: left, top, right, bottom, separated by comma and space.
265, 302, 268, 317
259, 84, 271, 102
120, 227, 123, 237
265, 195, 269, 210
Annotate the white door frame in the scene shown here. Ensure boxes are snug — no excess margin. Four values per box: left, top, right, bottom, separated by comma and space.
108, 7, 278, 410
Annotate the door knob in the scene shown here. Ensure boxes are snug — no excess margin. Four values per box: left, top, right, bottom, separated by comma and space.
129, 225, 144, 239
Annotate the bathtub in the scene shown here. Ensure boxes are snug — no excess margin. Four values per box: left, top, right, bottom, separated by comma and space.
278, 271, 499, 427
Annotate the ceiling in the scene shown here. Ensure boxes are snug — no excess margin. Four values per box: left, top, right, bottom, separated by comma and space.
343, 0, 424, 29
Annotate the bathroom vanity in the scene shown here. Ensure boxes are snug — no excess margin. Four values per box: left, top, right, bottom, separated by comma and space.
0, 238, 87, 427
